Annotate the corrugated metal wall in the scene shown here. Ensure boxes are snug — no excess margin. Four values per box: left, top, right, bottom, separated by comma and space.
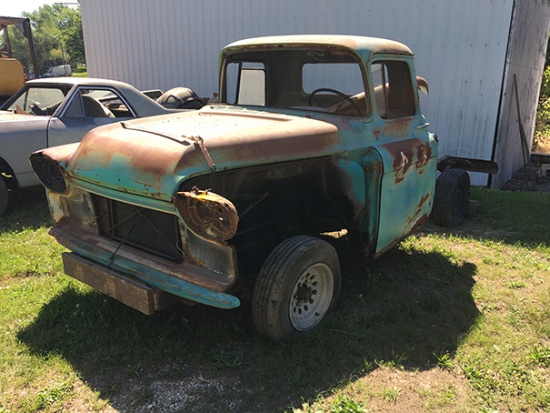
80, 0, 546, 186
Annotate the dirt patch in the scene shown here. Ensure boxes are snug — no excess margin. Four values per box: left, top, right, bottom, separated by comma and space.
355, 367, 471, 412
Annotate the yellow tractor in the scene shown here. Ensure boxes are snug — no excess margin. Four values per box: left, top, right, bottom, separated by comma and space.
0, 16, 39, 105
0, 57, 25, 100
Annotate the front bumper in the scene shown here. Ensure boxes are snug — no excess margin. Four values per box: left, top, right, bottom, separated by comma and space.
52, 225, 241, 311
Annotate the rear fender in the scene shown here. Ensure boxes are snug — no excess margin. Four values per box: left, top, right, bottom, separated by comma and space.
437, 155, 498, 175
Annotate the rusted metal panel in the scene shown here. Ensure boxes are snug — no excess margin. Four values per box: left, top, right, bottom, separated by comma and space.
374, 131, 438, 255
63, 109, 343, 201
54, 225, 241, 309
380, 138, 434, 184
223, 35, 413, 59
437, 155, 498, 175
54, 220, 238, 291
174, 188, 239, 242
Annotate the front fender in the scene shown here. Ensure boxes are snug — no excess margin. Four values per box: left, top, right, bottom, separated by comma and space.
0, 117, 50, 187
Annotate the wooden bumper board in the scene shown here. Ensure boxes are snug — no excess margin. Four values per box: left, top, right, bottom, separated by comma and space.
62, 252, 177, 315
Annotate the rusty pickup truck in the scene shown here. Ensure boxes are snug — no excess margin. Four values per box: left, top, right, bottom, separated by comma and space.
30, 35, 496, 341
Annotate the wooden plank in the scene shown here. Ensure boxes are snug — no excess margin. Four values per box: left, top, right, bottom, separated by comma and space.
62, 252, 177, 315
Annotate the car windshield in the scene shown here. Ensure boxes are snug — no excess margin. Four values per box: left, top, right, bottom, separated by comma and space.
222, 48, 368, 117
6, 85, 70, 116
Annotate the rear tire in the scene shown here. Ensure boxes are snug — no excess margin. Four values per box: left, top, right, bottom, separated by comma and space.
432, 169, 470, 227
252, 235, 341, 342
0, 179, 9, 216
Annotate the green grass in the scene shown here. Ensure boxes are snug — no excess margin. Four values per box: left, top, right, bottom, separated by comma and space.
71, 66, 88, 78
0, 186, 549, 412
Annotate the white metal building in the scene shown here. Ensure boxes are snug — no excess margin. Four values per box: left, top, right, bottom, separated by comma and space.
79, 0, 550, 188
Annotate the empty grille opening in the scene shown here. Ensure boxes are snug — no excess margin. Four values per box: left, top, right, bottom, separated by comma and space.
93, 195, 183, 262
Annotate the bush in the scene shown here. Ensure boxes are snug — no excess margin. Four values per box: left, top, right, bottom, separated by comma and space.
534, 66, 550, 152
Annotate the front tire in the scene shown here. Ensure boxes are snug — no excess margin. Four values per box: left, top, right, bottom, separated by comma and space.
252, 235, 341, 342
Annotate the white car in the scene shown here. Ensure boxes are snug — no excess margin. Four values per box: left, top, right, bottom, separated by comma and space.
0, 77, 203, 215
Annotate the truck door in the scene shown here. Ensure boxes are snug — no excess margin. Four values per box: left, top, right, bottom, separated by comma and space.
369, 59, 438, 256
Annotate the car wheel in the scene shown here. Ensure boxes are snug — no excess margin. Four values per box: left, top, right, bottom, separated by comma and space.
0, 179, 9, 216
252, 235, 341, 342
432, 168, 470, 227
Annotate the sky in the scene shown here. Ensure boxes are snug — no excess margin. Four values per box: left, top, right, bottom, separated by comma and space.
2, 1, 64, 18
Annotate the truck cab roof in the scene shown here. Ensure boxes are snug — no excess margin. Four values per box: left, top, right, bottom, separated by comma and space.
222, 34, 414, 59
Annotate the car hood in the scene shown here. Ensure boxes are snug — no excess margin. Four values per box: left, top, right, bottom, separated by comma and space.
43, 106, 343, 200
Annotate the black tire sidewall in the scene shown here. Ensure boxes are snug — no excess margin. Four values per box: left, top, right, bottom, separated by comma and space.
252, 236, 341, 342
433, 169, 470, 226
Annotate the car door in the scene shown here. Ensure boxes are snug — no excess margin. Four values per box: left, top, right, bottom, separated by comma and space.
47, 86, 135, 148
368, 58, 438, 256
2, 85, 66, 187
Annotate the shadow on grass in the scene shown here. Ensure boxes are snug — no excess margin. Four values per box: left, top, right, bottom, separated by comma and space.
17, 235, 479, 412
0, 186, 51, 232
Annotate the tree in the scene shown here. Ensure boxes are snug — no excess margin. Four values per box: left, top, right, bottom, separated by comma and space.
58, 7, 85, 65
3, 4, 85, 75
534, 33, 550, 151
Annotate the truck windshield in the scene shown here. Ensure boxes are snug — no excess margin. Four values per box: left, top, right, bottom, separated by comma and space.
222, 48, 368, 117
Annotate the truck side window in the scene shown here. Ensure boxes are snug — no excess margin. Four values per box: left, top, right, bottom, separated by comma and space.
371, 61, 416, 119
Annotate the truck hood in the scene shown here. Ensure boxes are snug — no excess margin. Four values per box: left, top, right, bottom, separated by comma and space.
53, 106, 343, 200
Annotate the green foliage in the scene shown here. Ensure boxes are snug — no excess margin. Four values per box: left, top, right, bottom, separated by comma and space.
529, 345, 550, 367
212, 343, 246, 369
329, 395, 368, 413
535, 35, 550, 151
434, 352, 454, 371
53, 6, 85, 65
380, 387, 400, 404
3, 5, 85, 75
21, 382, 72, 412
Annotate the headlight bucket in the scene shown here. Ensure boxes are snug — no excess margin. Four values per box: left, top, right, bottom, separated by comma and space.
29, 152, 68, 194
173, 187, 238, 242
